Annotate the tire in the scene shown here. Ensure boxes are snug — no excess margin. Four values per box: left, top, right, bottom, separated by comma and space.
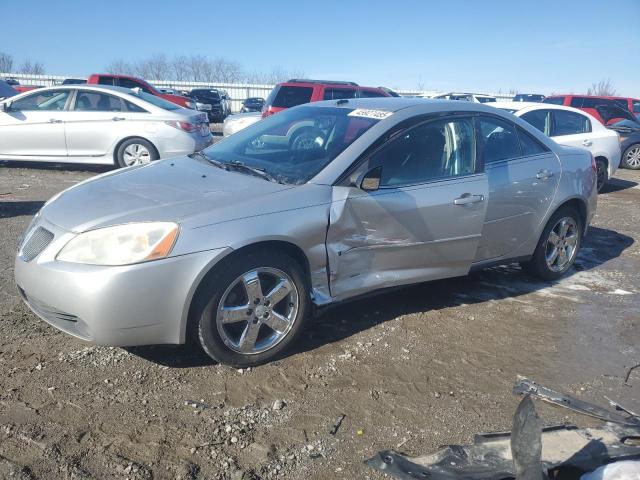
520, 207, 582, 281
621, 144, 640, 170
595, 159, 608, 193
193, 251, 311, 367
115, 138, 158, 168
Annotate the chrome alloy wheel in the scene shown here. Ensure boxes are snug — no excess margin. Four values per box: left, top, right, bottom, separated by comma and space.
122, 143, 152, 166
545, 217, 579, 272
216, 268, 299, 354
625, 145, 640, 169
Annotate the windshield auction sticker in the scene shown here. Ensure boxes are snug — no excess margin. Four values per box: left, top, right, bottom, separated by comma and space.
347, 109, 393, 120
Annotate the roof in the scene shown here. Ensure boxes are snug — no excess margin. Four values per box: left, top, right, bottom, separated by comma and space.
306, 97, 509, 114
491, 101, 597, 114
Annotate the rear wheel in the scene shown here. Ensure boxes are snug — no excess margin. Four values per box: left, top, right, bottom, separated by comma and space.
193, 251, 310, 367
115, 138, 158, 168
520, 207, 582, 281
622, 144, 640, 170
595, 159, 608, 192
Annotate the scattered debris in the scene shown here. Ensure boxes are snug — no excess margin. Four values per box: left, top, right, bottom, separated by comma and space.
329, 414, 346, 435
513, 376, 640, 425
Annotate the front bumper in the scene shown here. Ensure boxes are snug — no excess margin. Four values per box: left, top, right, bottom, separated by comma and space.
14, 217, 230, 346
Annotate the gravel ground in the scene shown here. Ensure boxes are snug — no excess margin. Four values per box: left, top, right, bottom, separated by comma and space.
0, 161, 639, 479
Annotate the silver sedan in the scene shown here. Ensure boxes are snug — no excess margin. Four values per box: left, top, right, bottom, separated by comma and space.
15, 98, 597, 366
0, 85, 212, 168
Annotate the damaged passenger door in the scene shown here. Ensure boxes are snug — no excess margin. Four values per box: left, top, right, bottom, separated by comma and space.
327, 115, 489, 300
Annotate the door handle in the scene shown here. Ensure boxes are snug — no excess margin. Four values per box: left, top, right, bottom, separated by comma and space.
48, 118, 62, 123
112, 117, 126, 121
582, 140, 593, 147
453, 193, 484, 205
536, 169, 554, 180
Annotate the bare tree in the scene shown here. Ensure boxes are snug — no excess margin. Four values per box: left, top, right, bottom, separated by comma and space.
105, 59, 135, 75
105, 53, 303, 85
587, 79, 616, 96
0, 52, 13, 73
19, 60, 45, 75
171, 55, 189, 81
138, 54, 170, 80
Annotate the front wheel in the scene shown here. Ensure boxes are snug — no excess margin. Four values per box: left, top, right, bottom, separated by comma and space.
622, 144, 640, 170
194, 251, 310, 367
520, 208, 582, 281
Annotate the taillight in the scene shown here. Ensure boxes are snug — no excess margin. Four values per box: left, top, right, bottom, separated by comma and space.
591, 153, 597, 172
165, 121, 198, 132
261, 106, 275, 118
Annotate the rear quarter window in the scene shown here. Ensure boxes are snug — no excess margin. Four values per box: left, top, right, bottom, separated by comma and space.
272, 86, 313, 108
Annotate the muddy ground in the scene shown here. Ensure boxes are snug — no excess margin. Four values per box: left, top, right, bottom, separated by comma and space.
0, 161, 639, 480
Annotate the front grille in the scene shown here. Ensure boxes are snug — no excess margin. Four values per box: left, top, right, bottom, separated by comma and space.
19, 227, 54, 262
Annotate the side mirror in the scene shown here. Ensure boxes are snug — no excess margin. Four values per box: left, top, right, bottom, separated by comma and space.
1, 102, 11, 112
355, 166, 382, 191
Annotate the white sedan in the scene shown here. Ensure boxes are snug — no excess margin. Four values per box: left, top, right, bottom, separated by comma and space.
0, 85, 213, 168
493, 102, 621, 192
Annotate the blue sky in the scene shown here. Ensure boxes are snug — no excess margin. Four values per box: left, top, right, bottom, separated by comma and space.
2, 0, 639, 96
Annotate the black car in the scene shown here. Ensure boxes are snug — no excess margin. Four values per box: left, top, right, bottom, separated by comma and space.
188, 89, 226, 122
0, 80, 18, 100
605, 108, 640, 170
240, 97, 265, 113
513, 94, 545, 102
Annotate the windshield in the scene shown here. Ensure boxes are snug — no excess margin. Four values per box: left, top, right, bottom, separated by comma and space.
201, 106, 382, 184
129, 89, 181, 111
476, 97, 496, 103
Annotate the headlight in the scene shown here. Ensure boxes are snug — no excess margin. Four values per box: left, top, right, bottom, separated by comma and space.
57, 222, 179, 266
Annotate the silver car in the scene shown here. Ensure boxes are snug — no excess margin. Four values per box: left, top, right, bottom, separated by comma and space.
15, 98, 597, 367
0, 85, 212, 168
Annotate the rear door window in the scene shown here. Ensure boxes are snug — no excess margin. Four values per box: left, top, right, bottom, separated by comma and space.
520, 109, 551, 135
542, 96, 565, 105
357, 89, 387, 98
478, 116, 522, 163
271, 86, 313, 108
323, 88, 357, 100
551, 110, 591, 136
74, 91, 124, 111
570, 97, 585, 107
97, 76, 116, 86
517, 127, 549, 156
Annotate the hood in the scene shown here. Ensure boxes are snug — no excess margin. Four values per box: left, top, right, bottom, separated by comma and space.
41, 156, 295, 233
608, 119, 640, 133
596, 105, 636, 124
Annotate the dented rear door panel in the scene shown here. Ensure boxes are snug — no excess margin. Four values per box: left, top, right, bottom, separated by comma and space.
326, 174, 488, 300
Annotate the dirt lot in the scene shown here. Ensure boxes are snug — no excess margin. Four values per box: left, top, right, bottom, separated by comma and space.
0, 161, 639, 480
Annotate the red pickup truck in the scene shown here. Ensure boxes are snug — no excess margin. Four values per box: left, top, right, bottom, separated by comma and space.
86, 74, 196, 110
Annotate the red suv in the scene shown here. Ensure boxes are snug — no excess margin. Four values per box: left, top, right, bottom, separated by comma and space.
262, 79, 390, 118
542, 95, 631, 124
87, 74, 196, 110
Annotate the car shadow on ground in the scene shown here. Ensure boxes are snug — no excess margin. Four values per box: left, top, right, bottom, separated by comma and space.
128, 226, 633, 368
0, 160, 114, 173
601, 177, 638, 193
0, 200, 45, 218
